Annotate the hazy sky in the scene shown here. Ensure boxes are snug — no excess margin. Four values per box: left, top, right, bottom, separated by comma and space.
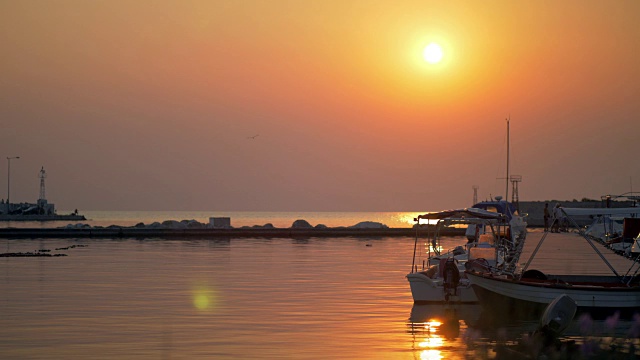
1, 1, 639, 211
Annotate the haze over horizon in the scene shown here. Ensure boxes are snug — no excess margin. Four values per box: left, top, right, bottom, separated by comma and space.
1, 1, 639, 212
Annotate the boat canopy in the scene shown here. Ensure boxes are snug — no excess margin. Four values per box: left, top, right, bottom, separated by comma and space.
470, 200, 519, 220
416, 208, 506, 221
561, 207, 640, 217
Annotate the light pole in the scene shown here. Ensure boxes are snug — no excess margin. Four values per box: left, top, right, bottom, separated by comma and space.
6, 156, 20, 213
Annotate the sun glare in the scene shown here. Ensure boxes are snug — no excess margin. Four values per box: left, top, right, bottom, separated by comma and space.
423, 43, 443, 64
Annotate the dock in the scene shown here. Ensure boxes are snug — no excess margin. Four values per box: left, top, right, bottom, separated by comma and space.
516, 230, 638, 275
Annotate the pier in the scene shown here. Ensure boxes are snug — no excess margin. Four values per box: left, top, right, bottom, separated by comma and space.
516, 230, 637, 275
0, 226, 465, 239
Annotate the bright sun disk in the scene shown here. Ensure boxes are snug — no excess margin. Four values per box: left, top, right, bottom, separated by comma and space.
423, 43, 443, 64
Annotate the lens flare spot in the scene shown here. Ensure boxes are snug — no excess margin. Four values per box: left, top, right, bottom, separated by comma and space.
192, 286, 218, 312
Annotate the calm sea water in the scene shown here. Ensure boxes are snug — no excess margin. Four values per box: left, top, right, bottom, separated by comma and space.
0, 236, 463, 359
1, 213, 639, 359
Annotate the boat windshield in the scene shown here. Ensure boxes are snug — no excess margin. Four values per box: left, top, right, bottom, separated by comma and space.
478, 233, 496, 246
469, 247, 495, 262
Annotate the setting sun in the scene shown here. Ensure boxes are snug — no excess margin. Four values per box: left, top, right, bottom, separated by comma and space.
423, 43, 444, 64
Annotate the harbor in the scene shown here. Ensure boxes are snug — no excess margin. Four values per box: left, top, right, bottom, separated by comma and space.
2, 229, 639, 359
2, 2, 639, 357
1, 166, 86, 222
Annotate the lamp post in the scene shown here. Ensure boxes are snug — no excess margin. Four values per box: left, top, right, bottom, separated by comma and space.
6, 156, 19, 213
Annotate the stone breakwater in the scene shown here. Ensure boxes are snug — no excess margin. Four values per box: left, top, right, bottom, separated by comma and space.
0, 219, 465, 239
0, 251, 67, 257
0, 245, 86, 257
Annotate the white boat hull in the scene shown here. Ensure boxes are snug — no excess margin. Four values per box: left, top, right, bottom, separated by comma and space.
407, 272, 478, 303
466, 271, 640, 318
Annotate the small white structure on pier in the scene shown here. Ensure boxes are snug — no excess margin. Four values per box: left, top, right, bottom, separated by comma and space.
209, 217, 231, 228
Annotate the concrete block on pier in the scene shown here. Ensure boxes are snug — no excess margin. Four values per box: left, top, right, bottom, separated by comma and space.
209, 217, 231, 228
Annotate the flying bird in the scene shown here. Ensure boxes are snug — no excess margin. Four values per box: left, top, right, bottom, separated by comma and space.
247, 134, 259, 140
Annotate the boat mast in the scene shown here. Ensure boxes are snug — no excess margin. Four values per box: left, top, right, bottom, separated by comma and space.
505, 117, 510, 202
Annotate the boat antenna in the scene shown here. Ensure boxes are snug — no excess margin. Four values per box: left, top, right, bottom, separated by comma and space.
505, 116, 510, 203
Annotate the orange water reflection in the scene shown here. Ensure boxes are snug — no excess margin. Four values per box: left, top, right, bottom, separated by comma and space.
408, 305, 474, 359
418, 320, 445, 360
393, 212, 440, 227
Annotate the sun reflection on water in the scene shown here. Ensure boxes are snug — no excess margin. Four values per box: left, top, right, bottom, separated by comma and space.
392, 212, 439, 227
413, 319, 445, 359
420, 349, 443, 360
409, 305, 473, 359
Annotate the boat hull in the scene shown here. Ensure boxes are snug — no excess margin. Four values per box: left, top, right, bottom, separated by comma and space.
407, 272, 478, 304
466, 271, 640, 319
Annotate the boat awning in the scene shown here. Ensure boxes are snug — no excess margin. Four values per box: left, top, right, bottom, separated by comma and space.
561, 207, 640, 217
416, 208, 506, 221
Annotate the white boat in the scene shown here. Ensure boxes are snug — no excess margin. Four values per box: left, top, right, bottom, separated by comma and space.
463, 118, 528, 244
466, 207, 640, 319
563, 207, 640, 243
466, 270, 640, 319
406, 207, 526, 304
408, 117, 528, 304
562, 207, 640, 257
603, 217, 640, 256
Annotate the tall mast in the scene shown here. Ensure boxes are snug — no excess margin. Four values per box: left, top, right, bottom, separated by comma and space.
505, 117, 510, 202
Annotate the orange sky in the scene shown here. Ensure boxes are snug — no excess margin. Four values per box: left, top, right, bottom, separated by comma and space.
1, 1, 639, 211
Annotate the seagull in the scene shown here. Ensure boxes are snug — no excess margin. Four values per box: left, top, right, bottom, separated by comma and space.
247, 134, 259, 140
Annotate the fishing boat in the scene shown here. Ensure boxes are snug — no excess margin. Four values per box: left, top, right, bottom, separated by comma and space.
464, 118, 527, 243
466, 207, 640, 319
604, 217, 640, 256
406, 207, 526, 303
567, 207, 640, 242
408, 117, 528, 303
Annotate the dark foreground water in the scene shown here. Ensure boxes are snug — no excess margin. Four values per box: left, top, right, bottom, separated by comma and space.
1, 236, 639, 359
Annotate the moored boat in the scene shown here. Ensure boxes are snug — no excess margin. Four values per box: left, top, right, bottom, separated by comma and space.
466, 207, 640, 319
408, 117, 529, 304
567, 207, 640, 244
407, 207, 527, 304
466, 270, 640, 319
